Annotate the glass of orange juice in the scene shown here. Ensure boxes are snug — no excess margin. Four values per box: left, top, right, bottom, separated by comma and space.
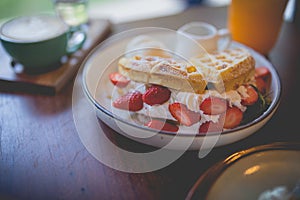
227, 0, 288, 56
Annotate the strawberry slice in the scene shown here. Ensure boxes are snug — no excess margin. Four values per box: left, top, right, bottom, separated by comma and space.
255, 77, 267, 94
169, 103, 201, 126
112, 91, 143, 111
223, 106, 243, 129
109, 72, 130, 88
241, 85, 259, 106
255, 66, 271, 79
255, 67, 271, 89
145, 119, 179, 132
200, 97, 228, 115
143, 84, 171, 106
199, 120, 224, 135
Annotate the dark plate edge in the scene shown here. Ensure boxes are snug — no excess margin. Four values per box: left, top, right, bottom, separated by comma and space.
185, 142, 300, 200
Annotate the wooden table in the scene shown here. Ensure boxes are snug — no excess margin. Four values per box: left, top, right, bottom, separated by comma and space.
1, 5, 299, 200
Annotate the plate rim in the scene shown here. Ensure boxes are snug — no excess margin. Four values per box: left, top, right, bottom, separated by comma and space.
185, 142, 300, 200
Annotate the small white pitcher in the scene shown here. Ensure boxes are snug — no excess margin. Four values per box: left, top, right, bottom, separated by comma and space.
176, 21, 231, 58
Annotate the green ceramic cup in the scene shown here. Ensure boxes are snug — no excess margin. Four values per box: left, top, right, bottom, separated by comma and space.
0, 13, 86, 74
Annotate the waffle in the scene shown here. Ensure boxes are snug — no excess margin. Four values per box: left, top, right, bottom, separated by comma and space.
118, 55, 207, 94
190, 48, 255, 92
118, 47, 255, 94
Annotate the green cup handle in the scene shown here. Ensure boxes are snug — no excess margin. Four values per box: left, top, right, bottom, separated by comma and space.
66, 29, 86, 54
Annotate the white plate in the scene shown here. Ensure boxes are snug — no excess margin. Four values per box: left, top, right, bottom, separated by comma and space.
186, 142, 300, 200
82, 28, 281, 151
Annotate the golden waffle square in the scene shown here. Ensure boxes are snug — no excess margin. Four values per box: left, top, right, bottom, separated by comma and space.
190, 48, 256, 92
118, 55, 207, 94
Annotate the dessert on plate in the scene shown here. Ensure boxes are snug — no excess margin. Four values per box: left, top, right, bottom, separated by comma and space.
108, 39, 272, 135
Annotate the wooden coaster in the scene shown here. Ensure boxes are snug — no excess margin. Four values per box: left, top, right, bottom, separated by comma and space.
0, 18, 111, 95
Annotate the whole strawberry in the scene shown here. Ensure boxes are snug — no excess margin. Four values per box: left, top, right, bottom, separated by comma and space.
113, 91, 143, 111
143, 84, 171, 106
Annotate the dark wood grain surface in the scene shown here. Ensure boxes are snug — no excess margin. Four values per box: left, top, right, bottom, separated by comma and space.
1, 5, 299, 200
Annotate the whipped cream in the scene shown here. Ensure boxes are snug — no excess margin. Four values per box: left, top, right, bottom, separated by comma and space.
200, 86, 247, 112
138, 103, 175, 120
174, 91, 201, 112
111, 80, 248, 132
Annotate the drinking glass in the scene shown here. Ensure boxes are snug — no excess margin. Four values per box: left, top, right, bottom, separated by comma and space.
227, 0, 289, 56
52, 0, 89, 52
52, 0, 89, 29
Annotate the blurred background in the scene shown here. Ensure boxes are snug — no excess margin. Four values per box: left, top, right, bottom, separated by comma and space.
0, 0, 231, 23
0, 0, 296, 24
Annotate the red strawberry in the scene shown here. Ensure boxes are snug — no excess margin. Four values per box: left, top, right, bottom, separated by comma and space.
241, 85, 259, 106
199, 120, 224, 135
200, 97, 228, 115
255, 77, 267, 94
169, 103, 201, 126
223, 106, 243, 129
255, 66, 271, 92
143, 84, 171, 106
255, 66, 271, 80
145, 119, 179, 132
109, 72, 130, 88
112, 91, 143, 111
